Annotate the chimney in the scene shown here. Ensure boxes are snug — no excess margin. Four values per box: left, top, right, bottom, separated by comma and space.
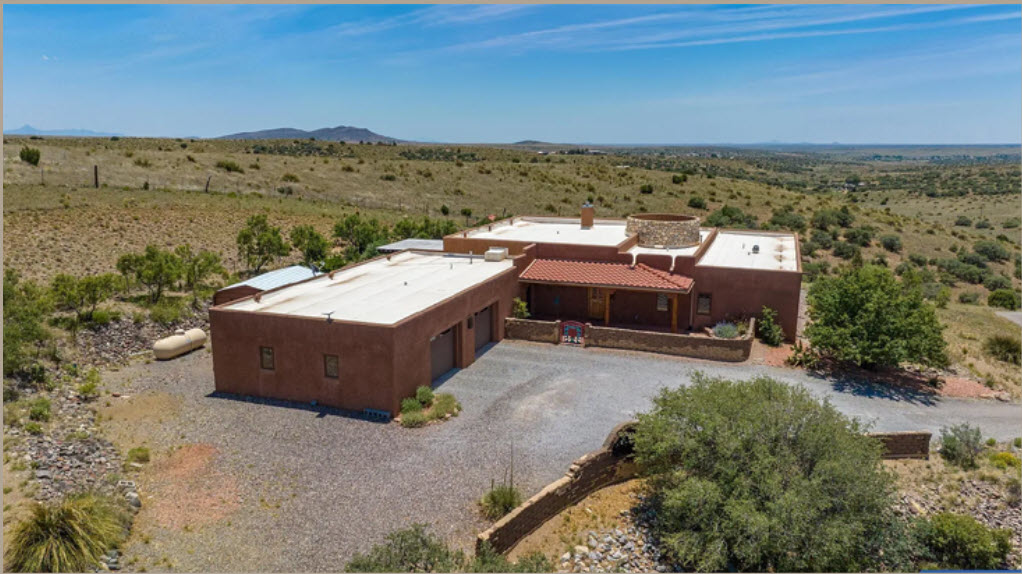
581, 202, 595, 229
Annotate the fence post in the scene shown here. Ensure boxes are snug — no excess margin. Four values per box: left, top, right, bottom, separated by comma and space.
94, 165, 99, 188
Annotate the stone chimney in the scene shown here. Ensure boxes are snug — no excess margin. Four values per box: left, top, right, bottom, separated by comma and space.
581, 203, 595, 229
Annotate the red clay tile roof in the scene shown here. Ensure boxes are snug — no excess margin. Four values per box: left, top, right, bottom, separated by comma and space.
519, 259, 694, 292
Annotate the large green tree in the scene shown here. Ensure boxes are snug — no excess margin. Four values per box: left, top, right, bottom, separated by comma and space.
633, 373, 916, 572
116, 245, 182, 304
333, 213, 390, 263
289, 225, 330, 269
175, 244, 227, 306
805, 264, 948, 369
50, 273, 122, 331
236, 214, 290, 274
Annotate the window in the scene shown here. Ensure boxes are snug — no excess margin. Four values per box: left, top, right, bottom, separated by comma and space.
324, 354, 339, 379
657, 293, 669, 312
697, 294, 712, 315
260, 346, 275, 370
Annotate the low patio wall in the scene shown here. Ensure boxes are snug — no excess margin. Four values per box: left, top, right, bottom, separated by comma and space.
867, 431, 931, 459
504, 318, 561, 344
476, 422, 638, 555
585, 318, 754, 362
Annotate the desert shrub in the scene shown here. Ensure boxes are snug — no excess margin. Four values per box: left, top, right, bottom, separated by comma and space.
916, 512, 1012, 570
756, 307, 784, 346
175, 244, 227, 305
460, 208, 472, 217
940, 424, 983, 469
344, 523, 466, 572
705, 205, 757, 229
843, 226, 873, 247
415, 385, 434, 407
975, 219, 992, 229
908, 253, 928, 267
24, 421, 43, 435
1014, 437, 1022, 449
471, 542, 551, 573
381, 174, 397, 181
126, 446, 150, 464
148, 299, 184, 326
440, 204, 450, 216
974, 240, 1010, 262
806, 264, 947, 369
289, 225, 329, 268
639, 183, 653, 194
801, 261, 830, 282
215, 160, 243, 173
671, 174, 686, 184
392, 216, 459, 240
4, 270, 53, 379
958, 291, 980, 304
400, 411, 428, 428
117, 245, 182, 304
430, 393, 460, 420
832, 241, 860, 259
954, 215, 972, 227
988, 289, 1021, 310
810, 229, 834, 250
811, 207, 855, 230
480, 483, 522, 521
133, 157, 151, 168
50, 273, 122, 333
880, 234, 902, 253
5, 493, 128, 573
237, 215, 290, 274
77, 369, 102, 400
687, 196, 706, 209
87, 309, 120, 328
989, 451, 1021, 470
633, 373, 914, 572
766, 204, 806, 232
511, 297, 530, 319
400, 397, 422, 414
1003, 217, 1021, 229
983, 335, 1021, 365
921, 282, 951, 308
19, 146, 41, 166
711, 322, 739, 339
29, 397, 51, 422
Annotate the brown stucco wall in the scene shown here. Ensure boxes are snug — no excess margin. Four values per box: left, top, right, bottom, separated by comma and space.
477, 422, 638, 555
867, 431, 931, 459
213, 285, 260, 307
690, 266, 801, 341
505, 318, 561, 343
586, 323, 753, 362
210, 309, 398, 413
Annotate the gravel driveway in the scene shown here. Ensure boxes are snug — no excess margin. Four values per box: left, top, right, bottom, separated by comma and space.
113, 341, 1021, 572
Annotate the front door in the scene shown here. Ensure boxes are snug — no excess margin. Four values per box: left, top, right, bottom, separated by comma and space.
588, 288, 605, 320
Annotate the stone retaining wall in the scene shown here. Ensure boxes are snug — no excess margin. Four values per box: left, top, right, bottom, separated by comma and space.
477, 423, 638, 555
505, 318, 561, 343
867, 431, 931, 459
585, 320, 754, 362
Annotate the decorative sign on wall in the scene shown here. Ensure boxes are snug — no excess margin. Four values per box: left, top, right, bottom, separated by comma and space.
561, 321, 585, 346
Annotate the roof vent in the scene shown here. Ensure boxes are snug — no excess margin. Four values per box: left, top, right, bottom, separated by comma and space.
752, 245, 760, 254
485, 247, 508, 262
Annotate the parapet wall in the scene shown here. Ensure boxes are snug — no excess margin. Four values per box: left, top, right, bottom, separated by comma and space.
625, 214, 700, 248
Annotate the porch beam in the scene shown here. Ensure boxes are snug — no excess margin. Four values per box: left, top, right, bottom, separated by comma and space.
604, 289, 614, 326
670, 293, 678, 333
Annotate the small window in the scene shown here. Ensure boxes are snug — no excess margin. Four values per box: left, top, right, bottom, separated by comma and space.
323, 354, 339, 378
696, 294, 712, 315
656, 293, 669, 312
260, 346, 275, 370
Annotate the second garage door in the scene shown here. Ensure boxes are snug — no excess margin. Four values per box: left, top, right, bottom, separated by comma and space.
474, 305, 493, 353
430, 327, 456, 382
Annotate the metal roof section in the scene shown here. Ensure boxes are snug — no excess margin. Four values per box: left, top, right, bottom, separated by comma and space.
696, 231, 799, 272
225, 265, 319, 291
466, 217, 630, 247
520, 259, 694, 293
377, 238, 445, 253
224, 251, 514, 325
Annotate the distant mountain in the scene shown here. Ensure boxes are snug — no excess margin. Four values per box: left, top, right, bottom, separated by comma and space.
4, 124, 122, 137
219, 125, 401, 143
513, 140, 550, 145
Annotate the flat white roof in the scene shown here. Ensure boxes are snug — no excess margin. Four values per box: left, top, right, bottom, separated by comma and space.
224, 251, 514, 324
467, 217, 629, 247
377, 238, 445, 253
696, 231, 799, 272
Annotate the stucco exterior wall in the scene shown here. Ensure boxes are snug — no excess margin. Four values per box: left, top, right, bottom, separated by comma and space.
691, 266, 801, 341
586, 323, 753, 362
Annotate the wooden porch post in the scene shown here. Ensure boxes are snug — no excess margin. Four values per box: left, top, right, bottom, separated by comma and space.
670, 294, 678, 333
603, 291, 611, 326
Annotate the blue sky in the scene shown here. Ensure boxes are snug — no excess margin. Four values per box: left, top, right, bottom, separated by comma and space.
4, 4, 1021, 143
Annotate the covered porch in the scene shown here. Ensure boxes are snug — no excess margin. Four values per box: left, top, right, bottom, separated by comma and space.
519, 259, 694, 333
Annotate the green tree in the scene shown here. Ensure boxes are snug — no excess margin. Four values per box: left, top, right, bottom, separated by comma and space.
756, 306, 785, 346
50, 273, 122, 332
705, 205, 757, 229
988, 289, 1021, 310
236, 214, 290, 274
333, 213, 390, 263
3, 270, 52, 378
633, 373, 915, 572
973, 240, 1009, 262
289, 225, 330, 269
19, 146, 40, 166
175, 244, 227, 306
116, 245, 182, 304
805, 264, 948, 369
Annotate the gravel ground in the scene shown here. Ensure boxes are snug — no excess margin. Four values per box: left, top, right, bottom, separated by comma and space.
108, 341, 1021, 572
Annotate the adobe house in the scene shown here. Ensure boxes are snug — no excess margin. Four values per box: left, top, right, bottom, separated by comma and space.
210, 206, 801, 416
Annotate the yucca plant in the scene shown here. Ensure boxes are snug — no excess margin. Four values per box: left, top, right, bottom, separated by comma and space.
480, 443, 523, 520
5, 493, 128, 573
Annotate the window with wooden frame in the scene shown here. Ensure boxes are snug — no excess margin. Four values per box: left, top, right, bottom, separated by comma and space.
656, 293, 669, 312
696, 294, 712, 315
324, 354, 339, 379
260, 346, 275, 370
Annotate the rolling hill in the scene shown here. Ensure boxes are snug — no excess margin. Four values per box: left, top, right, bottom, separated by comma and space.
218, 125, 401, 143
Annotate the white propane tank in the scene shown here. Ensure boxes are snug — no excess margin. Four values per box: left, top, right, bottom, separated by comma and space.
152, 328, 207, 360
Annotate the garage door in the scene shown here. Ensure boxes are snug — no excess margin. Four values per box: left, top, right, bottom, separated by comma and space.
430, 327, 456, 382
474, 305, 493, 353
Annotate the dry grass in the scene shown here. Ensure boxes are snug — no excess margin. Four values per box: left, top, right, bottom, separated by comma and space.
938, 304, 1022, 394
